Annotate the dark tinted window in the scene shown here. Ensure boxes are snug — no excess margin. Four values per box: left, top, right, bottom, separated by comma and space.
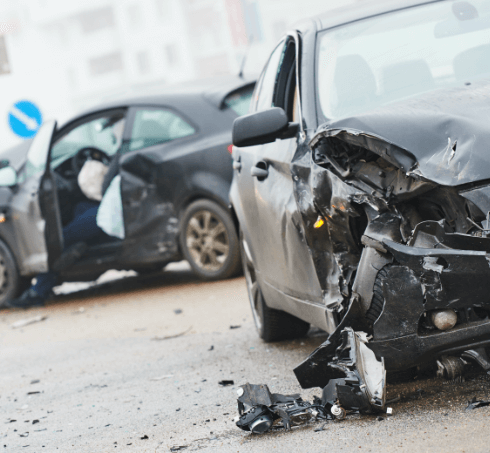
223, 85, 254, 116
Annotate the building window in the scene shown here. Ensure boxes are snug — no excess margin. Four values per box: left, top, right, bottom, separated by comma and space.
155, 0, 171, 19
89, 52, 123, 76
78, 7, 115, 34
0, 36, 10, 75
136, 51, 151, 75
127, 3, 143, 28
164, 44, 179, 67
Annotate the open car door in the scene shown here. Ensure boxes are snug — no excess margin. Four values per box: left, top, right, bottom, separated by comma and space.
118, 150, 180, 263
10, 120, 64, 275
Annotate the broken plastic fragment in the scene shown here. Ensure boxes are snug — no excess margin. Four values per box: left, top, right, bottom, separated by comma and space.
235, 383, 329, 434
320, 328, 386, 415
465, 397, 490, 410
314, 217, 325, 229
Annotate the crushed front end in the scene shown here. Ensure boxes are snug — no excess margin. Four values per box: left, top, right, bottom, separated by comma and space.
293, 127, 490, 398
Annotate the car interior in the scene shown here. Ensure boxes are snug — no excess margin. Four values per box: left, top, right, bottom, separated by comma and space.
50, 111, 126, 248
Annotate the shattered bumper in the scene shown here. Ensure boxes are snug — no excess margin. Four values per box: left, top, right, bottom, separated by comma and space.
296, 222, 490, 391
371, 234, 490, 371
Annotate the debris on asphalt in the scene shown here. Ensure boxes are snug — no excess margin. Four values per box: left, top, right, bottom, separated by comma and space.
465, 397, 490, 410
235, 383, 329, 434
30, 380, 40, 385
377, 416, 384, 421
170, 446, 188, 452
174, 309, 183, 315
140, 434, 149, 440
386, 407, 393, 415
235, 330, 390, 435
208, 345, 214, 351
218, 380, 234, 386
151, 326, 192, 341
11, 316, 47, 329
229, 325, 241, 329
27, 391, 40, 395
32, 420, 39, 425
150, 375, 173, 381
314, 423, 328, 432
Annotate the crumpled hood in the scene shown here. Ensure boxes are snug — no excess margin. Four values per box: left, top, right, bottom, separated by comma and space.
319, 78, 490, 187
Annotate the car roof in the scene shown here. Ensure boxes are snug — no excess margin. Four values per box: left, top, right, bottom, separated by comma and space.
73, 75, 256, 121
298, 0, 444, 33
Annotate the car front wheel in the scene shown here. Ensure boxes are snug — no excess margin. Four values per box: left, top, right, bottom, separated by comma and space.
240, 232, 310, 342
0, 239, 23, 307
180, 199, 241, 280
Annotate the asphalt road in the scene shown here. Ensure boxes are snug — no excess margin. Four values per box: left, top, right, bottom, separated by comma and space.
2, 262, 490, 453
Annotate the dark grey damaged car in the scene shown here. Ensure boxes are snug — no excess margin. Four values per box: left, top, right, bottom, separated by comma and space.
230, 0, 490, 421
0, 77, 254, 306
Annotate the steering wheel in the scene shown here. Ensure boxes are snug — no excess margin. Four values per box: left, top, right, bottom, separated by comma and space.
71, 147, 111, 175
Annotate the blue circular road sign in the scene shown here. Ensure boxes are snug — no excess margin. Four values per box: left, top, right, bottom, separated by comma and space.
8, 100, 43, 139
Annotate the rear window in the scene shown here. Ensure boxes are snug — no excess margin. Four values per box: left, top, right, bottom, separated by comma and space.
223, 86, 254, 116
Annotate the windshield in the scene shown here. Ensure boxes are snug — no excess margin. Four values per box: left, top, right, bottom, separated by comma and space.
317, 0, 490, 120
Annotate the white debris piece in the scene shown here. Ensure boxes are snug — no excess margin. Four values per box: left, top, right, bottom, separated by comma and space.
11, 315, 47, 329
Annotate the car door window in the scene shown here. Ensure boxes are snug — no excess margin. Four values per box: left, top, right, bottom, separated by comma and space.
51, 112, 126, 168
253, 41, 285, 112
128, 108, 195, 152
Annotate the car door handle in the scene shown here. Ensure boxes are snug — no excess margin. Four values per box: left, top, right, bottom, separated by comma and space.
251, 162, 268, 179
232, 160, 242, 171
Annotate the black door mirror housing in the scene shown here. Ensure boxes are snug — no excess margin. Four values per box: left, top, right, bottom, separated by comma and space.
232, 107, 299, 147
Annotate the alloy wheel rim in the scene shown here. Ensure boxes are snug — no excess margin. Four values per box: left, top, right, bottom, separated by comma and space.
241, 237, 262, 331
186, 210, 229, 272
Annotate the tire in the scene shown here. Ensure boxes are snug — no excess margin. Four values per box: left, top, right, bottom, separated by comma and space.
240, 232, 310, 342
365, 266, 390, 325
0, 239, 22, 307
180, 199, 242, 280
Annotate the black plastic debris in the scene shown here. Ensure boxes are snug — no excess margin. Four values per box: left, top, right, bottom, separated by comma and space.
230, 325, 241, 329
32, 420, 39, 425
465, 397, 490, 410
174, 309, 183, 315
218, 380, 234, 386
235, 383, 329, 434
170, 446, 188, 452
27, 392, 40, 395
208, 345, 214, 351
140, 434, 149, 440
314, 423, 328, 432
30, 380, 40, 385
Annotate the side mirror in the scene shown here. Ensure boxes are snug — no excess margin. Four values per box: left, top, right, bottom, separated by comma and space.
0, 166, 17, 187
232, 107, 299, 147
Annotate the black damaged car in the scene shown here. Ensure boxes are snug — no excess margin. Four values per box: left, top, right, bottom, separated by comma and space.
230, 0, 490, 416
0, 76, 254, 306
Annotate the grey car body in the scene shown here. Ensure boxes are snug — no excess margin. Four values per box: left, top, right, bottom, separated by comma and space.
230, 0, 490, 409
0, 76, 254, 305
